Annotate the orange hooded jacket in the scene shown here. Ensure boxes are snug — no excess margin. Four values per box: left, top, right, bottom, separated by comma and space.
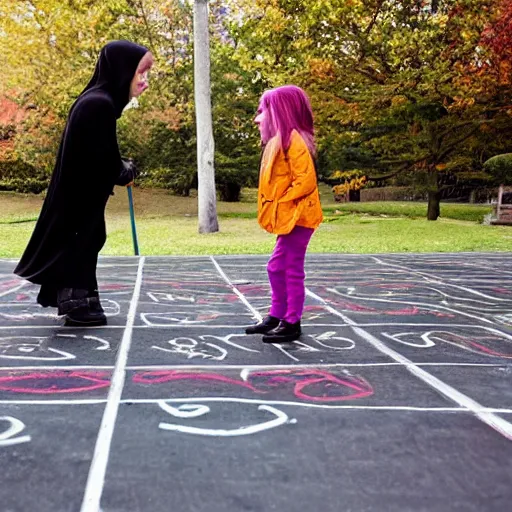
257, 130, 323, 235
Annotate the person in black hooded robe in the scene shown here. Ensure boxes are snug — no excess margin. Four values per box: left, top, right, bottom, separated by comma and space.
14, 41, 154, 326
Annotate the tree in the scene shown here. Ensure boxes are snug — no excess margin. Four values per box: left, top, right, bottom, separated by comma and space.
481, 0, 512, 68
194, 0, 219, 233
227, 0, 512, 220
3, 0, 512, 216
0, 0, 261, 201
0, 0, 150, 177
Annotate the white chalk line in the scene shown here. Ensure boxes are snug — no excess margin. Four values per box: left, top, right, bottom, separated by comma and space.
209, 256, 261, 321
0, 361, 508, 373
0, 361, 507, 373
124, 362, 509, 370
0, 416, 31, 446
210, 256, 300, 362
158, 403, 289, 437
306, 288, 512, 440
0, 281, 29, 299
80, 256, 145, 512
1, 396, 512, 414
0, 324, 126, 330
124, 398, 512, 413
0, 322, 508, 331
0, 323, 352, 330
350, 323, 512, 329
2, 303, 132, 309
371, 256, 512, 302
134, 302, 253, 308
326, 287, 496, 325
0, 365, 115, 371
0, 399, 107, 405
441, 279, 512, 284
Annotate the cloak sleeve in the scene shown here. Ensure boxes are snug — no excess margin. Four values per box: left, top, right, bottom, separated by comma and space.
72, 94, 123, 187
56, 93, 124, 228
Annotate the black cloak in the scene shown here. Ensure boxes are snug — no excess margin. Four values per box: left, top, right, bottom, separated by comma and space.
14, 41, 148, 289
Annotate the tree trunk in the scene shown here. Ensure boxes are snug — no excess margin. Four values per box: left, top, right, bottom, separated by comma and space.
427, 191, 440, 220
426, 164, 440, 221
194, 0, 219, 233
349, 189, 361, 202
219, 183, 242, 202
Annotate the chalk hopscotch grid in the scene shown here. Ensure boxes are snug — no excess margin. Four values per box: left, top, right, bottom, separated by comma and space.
0, 255, 511, 508
210, 256, 512, 441
0, 256, 511, 379
0, 257, 510, 392
3, 252, 512, 331
370, 256, 512, 306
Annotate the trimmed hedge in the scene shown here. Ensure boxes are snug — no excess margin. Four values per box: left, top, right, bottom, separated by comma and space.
484, 154, 512, 185
0, 160, 49, 193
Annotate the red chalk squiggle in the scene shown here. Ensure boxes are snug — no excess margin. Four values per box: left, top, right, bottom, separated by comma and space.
0, 371, 111, 394
133, 369, 374, 403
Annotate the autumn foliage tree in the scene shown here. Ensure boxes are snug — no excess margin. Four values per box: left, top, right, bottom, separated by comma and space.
1, 0, 512, 222
481, 0, 512, 67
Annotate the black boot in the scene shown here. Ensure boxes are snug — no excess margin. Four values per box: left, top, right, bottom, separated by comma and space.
57, 288, 107, 326
262, 320, 302, 343
65, 306, 107, 326
37, 284, 58, 308
245, 315, 280, 335
87, 289, 105, 314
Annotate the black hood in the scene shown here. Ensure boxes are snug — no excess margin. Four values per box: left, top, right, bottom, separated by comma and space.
81, 40, 148, 118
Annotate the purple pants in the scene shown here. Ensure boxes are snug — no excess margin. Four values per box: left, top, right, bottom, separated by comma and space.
267, 225, 314, 324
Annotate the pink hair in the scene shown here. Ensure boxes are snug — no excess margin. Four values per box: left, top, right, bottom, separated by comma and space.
258, 85, 316, 156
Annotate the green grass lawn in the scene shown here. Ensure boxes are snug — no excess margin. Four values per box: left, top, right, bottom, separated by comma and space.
1, 186, 510, 257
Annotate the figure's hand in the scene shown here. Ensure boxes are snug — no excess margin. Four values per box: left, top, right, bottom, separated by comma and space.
121, 158, 138, 179
117, 157, 138, 186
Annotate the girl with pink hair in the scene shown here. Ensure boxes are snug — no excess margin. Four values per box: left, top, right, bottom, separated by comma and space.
245, 85, 323, 343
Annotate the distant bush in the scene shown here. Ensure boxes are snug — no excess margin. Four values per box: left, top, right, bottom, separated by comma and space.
484, 154, 512, 185
0, 160, 48, 193
139, 166, 198, 197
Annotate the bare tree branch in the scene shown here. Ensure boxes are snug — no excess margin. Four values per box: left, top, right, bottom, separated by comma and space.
137, 0, 157, 54
353, 66, 386, 84
437, 126, 482, 161
436, 120, 479, 142
380, 154, 430, 167
365, 0, 385, 35
367, 170, 402, 181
